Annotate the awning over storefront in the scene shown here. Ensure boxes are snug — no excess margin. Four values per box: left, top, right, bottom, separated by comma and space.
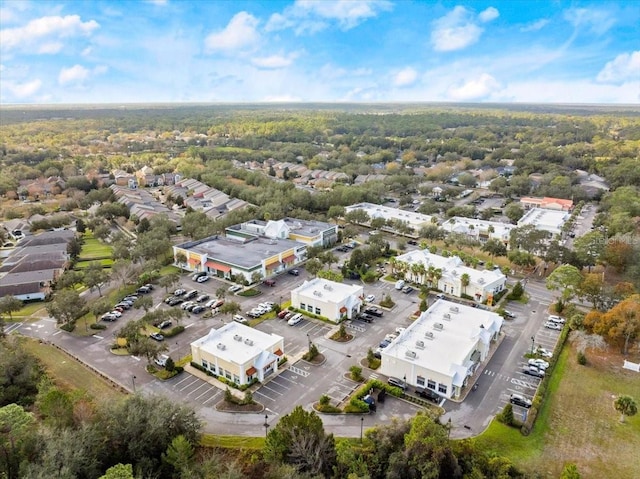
188, 258, 200, 266
274, 349, 283, 357
205, 261, 231, 272
282, 254, 295, 263
246, 366, 257, 376
266, 262, 282, 270
340, 306, 347, 314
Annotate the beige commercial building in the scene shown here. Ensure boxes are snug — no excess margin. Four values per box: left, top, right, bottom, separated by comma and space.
290, 278, 364, 323
191, 323, 284, 386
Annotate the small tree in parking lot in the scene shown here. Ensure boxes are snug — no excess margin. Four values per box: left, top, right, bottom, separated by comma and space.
498, 403, 515, 426
164, 357, 175, 372
349, 365, 363, 382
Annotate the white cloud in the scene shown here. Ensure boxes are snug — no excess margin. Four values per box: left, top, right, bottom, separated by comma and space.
2, 79, 42, 100
266, 0, 392, 34
520, 19, 549, 32
58, 65, 90, 85
597, 51, 640, 83
563, 8, 615, 35
479, 7, 499, 23
205, 12, 260, 53
262, 94, 302, 102
447, 73, 501, 100
0, 15, 99, 52
393, 67, 418, 87
431, 6, 488, 52
146, 0, 168, 5
251, 53, 298, 69
81, 46, 93, 56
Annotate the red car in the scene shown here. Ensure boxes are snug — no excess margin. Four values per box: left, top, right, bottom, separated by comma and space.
277, 310, 289, 319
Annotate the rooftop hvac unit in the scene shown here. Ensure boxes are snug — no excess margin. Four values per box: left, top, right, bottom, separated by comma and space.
405, 350, 417, 359
433, 323, 444, 331
233, 335, 242, 341
415, 340, 425, 349
425, 331, 435, 340
478, 278, 485, 284
443, 313, 451, 321
217, 343, 226, 350
324, 284, 332, 290
452, 270, 458, 276
449, 306, 459, 313
244, 338, 254, 346
313, 290, 322, 297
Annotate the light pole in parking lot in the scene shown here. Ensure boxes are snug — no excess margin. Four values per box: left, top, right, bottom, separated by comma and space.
360, 416, 364, 442
307, 333, 312, 353
263, 414, 269, 438
132, 375, 137, 393
530, 336, 535, 355
447, 417, 452, 439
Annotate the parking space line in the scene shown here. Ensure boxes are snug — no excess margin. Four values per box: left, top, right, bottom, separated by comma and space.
175, 375, 194, 386
202, 393, 220, 406
179, 378, 200, 391
274, 374, 298, 385
186, 382, 209, 396
194, 388, 215, 401
261, 384, 283, 396
254, 391, 275, 402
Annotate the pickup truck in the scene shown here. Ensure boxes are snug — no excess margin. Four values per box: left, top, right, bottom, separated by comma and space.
364, 307, 383, 317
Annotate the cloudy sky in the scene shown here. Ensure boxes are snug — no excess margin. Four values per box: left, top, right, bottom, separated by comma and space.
1, 0, 638, 104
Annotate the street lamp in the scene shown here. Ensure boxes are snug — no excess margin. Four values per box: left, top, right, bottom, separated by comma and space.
132, 375, 137, 393
360, 416, 364, 443
530, 336, 535, 355
307, 333, 312, 353
263, 414, 269, 438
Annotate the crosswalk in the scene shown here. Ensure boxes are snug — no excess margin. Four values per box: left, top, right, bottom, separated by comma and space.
4, 322, 23, 334
288, 365, 310, 377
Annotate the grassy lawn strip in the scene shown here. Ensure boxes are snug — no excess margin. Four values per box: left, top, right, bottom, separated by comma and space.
200, 434, 264, 449
79, 235, 113, 259
75, 258, 113, 269
473, 343, 640, 478
12, 301, 48, 319
19, 338, 126, 401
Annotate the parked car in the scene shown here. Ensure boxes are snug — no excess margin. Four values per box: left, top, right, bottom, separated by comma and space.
288, 269, 300, 276
287, 313, 303, 326
247, 311, 261, 319
137, 285, 151, 294
528, 358, 550, 369
181, 301, 196, 310
407, 240, 418, 246
510, 394, 532, 408
385, 333, 398, 342
167, 297, 183, 306
196, 294, 210, 303
415, 387, 440, 403
173, 289, 186, 296
191, 272, 207, 281
503, 310, 516, 319
436, 293, 446, 299
379, 339, 391, 348
109, 310, 122, 318
277, 310, 289, 319
373, 347, 383, 359
544, 321, 563, 330
548, 315, 566, 324
233, 315, 248, 324
204, 299, 217, 308
211, 299, 224, 309
536, 347, 553, 358
284, 312, 294, 320
395, 280, 405, 290
196, 275, 210, 283
191, 305, 206, 314
523, 366, 545, 378
158, 320, 172, 329
263, 279, 276, 287
155, 354, 169, 367
365, 294, 375, 303
184, 290, 198, 300
228, 284, 243, 293
402, 285, 414, 294
395, 327, 406, 335
364, 307, 383, 317
358, 313, 375, 323
115, 302, 131, 309
387, 377, 407, 391
150, 332, 164, 341
101, 313, 118, 322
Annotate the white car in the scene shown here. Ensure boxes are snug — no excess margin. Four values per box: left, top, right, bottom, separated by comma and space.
365, 294, 375, 303
528, 358, 550, 370
545, 321, 563, 331
196, 275, 210, 283
233, 315, 248, 324
536, 348, 553, 358
548, 315, 566, 324
287, 313, 303, 326
155, 354, 169, 367
385, 333, 398, 342
228, 284, 243, 292
395, 327, 406, 335
109, 310, 122, 318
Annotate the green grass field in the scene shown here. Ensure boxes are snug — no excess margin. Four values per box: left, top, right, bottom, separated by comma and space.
20, 337, 126, 401
200, 434, 264, 449
11, 301, 48, 319
78, 234, 113, 261
474, 343, 640, 478
74, 258, 114, 269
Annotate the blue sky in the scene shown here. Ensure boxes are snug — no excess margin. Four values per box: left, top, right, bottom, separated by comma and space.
1, 0, 638, 104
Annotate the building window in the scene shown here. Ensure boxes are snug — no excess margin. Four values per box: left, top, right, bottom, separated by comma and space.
300, 303, 306, 309
427, 380, 436, 390
225, 371, 232, 380
438, 383, 447, 394
307, 304, 313, 312
416, 376, 425, 386
202, 359, 209, 369
233, 375, 240, 384
315, 307, 321, 315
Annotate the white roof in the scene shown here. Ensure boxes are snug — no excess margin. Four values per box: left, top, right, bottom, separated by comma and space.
441, 217, 515, 241
395, 250, 506, 288
345, 202, 434, 228
191, 323, 283, 364
517, 208, 568, 234
292, 277, 363, 303
382, 300, 503, 377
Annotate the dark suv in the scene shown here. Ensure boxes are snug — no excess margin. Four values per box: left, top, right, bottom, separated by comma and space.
415, 387, 440, 403
387, 377, 407, 391
288, 269, 300, 276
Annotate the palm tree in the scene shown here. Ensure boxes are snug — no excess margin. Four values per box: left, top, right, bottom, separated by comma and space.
433, 268, 443, 289
175, 252, 187, 275
614, 395, 638, 423
389, 257, 398, 275
414, 262, 426, 285
461, 273, 470, 296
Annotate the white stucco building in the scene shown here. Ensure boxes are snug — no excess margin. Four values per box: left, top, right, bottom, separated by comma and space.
441, 217, 515, 245
191, 323, 285, 386
290, 278, 364, 323
394, 250, 507, 303
380, 300, 503, 399
344, 202, 434, 234
517, 208, 569, 236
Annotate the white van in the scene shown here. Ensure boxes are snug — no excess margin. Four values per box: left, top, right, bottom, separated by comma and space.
395, 280, 405, 290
